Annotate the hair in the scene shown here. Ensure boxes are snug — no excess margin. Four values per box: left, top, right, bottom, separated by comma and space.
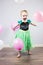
20, 10, 28, 16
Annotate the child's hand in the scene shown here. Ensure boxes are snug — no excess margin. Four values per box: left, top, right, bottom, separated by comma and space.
33, 24, 37, 26
12, 27, 15, 31
12, 24, 20, 31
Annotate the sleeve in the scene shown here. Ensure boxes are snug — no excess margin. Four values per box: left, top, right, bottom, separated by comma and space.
18, 20, 22, 24
27, 20, 31, 24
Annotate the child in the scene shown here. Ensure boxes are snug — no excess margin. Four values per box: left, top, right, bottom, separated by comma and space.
14, 10, 36, 58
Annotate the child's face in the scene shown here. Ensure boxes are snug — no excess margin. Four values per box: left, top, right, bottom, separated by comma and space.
21, 12, 28, 20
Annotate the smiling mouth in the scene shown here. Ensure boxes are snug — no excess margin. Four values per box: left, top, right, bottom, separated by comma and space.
23, 18, 27, 20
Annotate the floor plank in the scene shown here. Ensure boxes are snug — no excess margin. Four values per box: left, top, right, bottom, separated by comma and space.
0, 47, 43, 65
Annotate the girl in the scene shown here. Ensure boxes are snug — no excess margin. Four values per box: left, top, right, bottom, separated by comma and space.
13, 10, 36, 58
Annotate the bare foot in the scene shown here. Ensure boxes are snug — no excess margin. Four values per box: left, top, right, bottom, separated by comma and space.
17, 54, 21, 58
27, 50, 32, 55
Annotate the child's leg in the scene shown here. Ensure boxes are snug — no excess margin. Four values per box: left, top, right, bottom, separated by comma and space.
27, 50, 32, 55
17, 51, 21, 58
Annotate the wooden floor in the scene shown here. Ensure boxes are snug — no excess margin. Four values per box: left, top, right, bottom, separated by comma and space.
0, 47, 43, 65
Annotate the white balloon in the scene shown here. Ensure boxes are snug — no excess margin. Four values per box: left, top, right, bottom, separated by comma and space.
14, 0, 24, 3
0, 40, 4, 50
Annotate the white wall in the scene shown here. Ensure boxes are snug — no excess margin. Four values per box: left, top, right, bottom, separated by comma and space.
0, 0, 43, 48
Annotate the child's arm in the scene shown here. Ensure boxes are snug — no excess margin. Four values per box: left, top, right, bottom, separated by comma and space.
12, 24, 20, 30
30, 23, 37, 26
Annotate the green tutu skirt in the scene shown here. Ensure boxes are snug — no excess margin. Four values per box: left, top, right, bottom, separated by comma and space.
15, 29, 32, 52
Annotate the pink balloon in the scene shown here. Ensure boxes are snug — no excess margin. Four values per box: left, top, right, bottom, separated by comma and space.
14, 38, 24, 50
0, 25, 3, 33
33, 11, 43, 22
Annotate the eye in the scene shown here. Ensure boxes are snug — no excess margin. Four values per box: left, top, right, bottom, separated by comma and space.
23, 15, 27, 17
